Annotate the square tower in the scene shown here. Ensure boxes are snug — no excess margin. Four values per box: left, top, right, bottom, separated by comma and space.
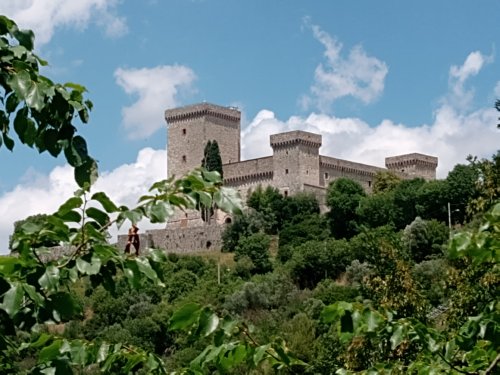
385, 153, 438, 180
165, 103, 241, 178
270, 130, 322, 194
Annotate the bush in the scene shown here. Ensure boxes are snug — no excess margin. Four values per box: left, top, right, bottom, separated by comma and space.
234, 232, 272, 274
402, 217, 449, 263
312, 279, 360, 305
288, 239, 352, 289
412, 258, 449, 306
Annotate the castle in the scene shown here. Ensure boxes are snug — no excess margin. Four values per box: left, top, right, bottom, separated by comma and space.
118, 102, 438, 252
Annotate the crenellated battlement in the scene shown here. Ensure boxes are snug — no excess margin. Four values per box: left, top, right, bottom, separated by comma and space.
165, 103, 240, 124
270, 130, 322, 149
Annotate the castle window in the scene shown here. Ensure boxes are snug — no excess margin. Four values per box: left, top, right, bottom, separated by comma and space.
284, 190, 288, 197
306, 170, 309, 175
324, 172, 329, 179
285, 169, 289, 174
182, 155, 187, 162
182, 128, 186, 135
286, 151, 288, 155
368, 181, 372, 187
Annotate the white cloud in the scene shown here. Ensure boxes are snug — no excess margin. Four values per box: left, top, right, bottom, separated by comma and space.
0, 148, 167, 254
115, 65, 197, 139
494, 81, 500, 98
446, 51, 492, 109
301, 23, 388, 111
243, 51, 498, 183
0, 0, 127, 46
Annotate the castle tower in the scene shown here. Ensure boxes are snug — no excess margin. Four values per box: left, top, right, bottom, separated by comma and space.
165, 103, 241, 178
270, 130, 322, 195
385, 153, 438, 180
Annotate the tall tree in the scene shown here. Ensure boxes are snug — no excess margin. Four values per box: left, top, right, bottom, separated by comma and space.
202, 140, 223, 178
326, 178, 366, 239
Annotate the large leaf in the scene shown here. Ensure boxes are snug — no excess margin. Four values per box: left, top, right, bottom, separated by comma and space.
91, 192, 119, 213
38, 265, 60, 293
0, 282, 23, 317
74, 158, 98, 189
170, 303, 202, 331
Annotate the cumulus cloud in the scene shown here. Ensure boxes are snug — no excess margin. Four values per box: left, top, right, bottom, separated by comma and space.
301, 23, 388, 111
115, 65, 197, 139
243, 51, 498, 180
0, 148, 167, 254
0, 0, 127, 46
445, 51, 493, 109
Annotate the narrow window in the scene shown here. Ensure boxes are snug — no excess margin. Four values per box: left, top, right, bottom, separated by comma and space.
182, 155, 186, 162
285, 169, 289, 174
324, 172, 329, 179
368, 181, 372, 187
182, 128, 186, 135
306, 170, 309, 175
284, 190, 288, 197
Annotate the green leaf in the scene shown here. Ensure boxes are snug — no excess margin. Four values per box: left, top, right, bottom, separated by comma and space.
170, 303, 202, 331
49, 292, 82, 321
148, 201, 173, 223
213, 187, 243, 215
134, 258, 159, 282
13, 29, 35, 50
97, 343, 110, 363
91, 192, 118, 213
65, 135, 88, 167
6, 92, 19, 113
253, 344, 270, 366
25, 81, 45, 111
74, 158, 98, 189
86, 207, 109, 227
0, 282, 23, 317
76, 256, 102, 276
23, 283, 44, 306
38, 265, 60, 293
196, 308, 220, 337
14, 110, 36, 147
390, 324, 405, 350
39, 339, 63, 362
8, 69, 32, 99
57, 196, 83, 216
2, 132, 14, 151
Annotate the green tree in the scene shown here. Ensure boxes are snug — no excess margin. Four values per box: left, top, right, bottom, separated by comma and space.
234, 232, 273, 274
326, 178, 366, 239
372, 170, 401, 194
445, 163, 479, 223
288, 239, 352, 289
246, 185, 284, 233
467, 151, 500, 215
392, 178, 426, 229
201, 139, 223, 178
415, 179, 448, 222
402, 217, 449, 263
356, 191, 398, 229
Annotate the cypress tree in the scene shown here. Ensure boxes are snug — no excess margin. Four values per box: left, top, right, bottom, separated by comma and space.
202, 140, 223, 179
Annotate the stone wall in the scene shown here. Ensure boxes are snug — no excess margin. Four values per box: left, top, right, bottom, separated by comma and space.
319, 155, 385, 192
117, 224, 226, 253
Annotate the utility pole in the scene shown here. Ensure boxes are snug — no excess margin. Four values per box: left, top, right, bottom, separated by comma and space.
448, 202, 452, 239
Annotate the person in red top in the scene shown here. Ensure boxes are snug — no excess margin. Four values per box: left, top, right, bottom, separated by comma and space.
125, 223, 140, 255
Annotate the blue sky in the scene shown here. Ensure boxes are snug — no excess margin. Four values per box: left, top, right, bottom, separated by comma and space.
0, 0, 499, 252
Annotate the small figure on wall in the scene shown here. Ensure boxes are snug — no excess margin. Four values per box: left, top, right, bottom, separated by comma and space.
125, 223, 140, 255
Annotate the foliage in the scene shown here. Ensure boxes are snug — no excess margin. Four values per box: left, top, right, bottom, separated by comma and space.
201, 140, 223, 179
278, 213, 330, 262
246, 185, 284, 234
221, 210, 269, 252
446, 163, 479, 223
392, 178, 426, 229
372, 171, 401, 194
9, 214, 60, 250
0, 16, 96, 188
288, 239, 352, 289
412, 258, 449, 306
467, 151, 500, 216
402, 217, 449, 263
356, 192, 398, 229
327, 178, 366, 239
234, 232, 272, 275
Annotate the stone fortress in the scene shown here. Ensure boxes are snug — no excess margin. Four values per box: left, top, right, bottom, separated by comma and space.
118, 102, 438, 253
